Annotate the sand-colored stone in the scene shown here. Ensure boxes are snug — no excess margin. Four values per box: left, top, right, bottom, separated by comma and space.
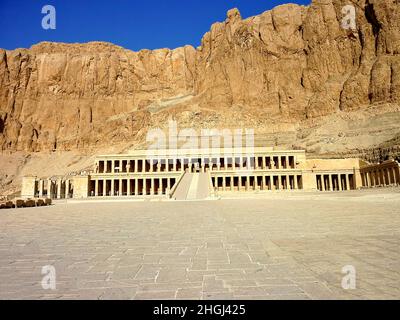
0, 0, 399, 154
1, 0, 400, 196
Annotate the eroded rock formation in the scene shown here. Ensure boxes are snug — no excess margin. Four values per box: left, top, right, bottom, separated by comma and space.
0, 0, 399, 155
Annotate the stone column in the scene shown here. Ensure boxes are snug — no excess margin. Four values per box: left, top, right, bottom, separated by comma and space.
339, 175, 343, 191
285, 156, 289, 169
328, 175, 333, 191
149, 159, 153, 173
39, 180, 44, 197
127, 179, 131, 196
119, 178, 123, 196
111, 160, 115, 173
103, 180, 107, 196
254, 176, 259, 190
47, 179, 52, 198
346, 175, 350, 190
65, 179, 70, 198
222, 176, 226, 191
111, 179, 116, 196
262, 157, 266, 170
294, 175, 298, 190
393, 167, 399, 184
167, 178, 171, 194
385, 169, 390, 185
246, 176, 250, 191
143, 179, 147, 195
95, 180, 98, 197
135, 179, 139, 196
150, 178, 154, 195
56, 179, 61, 199
173, 159, 177, 171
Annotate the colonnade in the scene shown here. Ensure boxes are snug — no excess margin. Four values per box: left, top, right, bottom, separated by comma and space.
212, 174, 303, 191
89, 177, 177, 197
35, 179, 72, 199
361, 164, 400, 187
316, 174, 353, 191
95, 155, 297, 174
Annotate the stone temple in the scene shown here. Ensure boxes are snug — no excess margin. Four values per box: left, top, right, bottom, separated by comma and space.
21, 147, 400, 201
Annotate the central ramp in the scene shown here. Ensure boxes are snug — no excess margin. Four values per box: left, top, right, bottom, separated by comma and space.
171, 172, 211, 200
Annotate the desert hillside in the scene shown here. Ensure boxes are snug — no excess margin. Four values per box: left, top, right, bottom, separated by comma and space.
1, 0, 400, 195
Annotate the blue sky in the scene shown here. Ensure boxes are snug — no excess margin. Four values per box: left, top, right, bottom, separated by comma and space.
0, 0, 311, 51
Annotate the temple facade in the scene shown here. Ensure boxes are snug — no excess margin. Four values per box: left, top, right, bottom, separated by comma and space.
21, 147, 400, 200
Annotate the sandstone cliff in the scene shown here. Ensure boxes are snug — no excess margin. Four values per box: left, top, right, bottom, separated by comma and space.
0, 0, 400, 193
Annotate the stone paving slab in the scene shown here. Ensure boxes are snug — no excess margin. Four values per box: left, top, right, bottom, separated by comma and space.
0, 189, 400, 299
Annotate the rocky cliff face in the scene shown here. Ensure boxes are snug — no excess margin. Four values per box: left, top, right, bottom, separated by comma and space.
0, 0, 399, 155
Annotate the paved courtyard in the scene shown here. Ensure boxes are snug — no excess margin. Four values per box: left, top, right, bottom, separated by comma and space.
0, 189, 400, 300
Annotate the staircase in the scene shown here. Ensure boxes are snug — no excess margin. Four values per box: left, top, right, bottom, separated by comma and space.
171, 172, 212, 200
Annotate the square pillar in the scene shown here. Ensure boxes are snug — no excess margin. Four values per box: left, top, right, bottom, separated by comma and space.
127, 179, 131, 196
95, 180, 98, 196
143, 179, 147, 195
65, 180, 70, 198
47, 179, 52, 198
39, 180, 44, 197
393, 167, 399, 184
111, 179, 115, 196
150, 178, 154, 195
